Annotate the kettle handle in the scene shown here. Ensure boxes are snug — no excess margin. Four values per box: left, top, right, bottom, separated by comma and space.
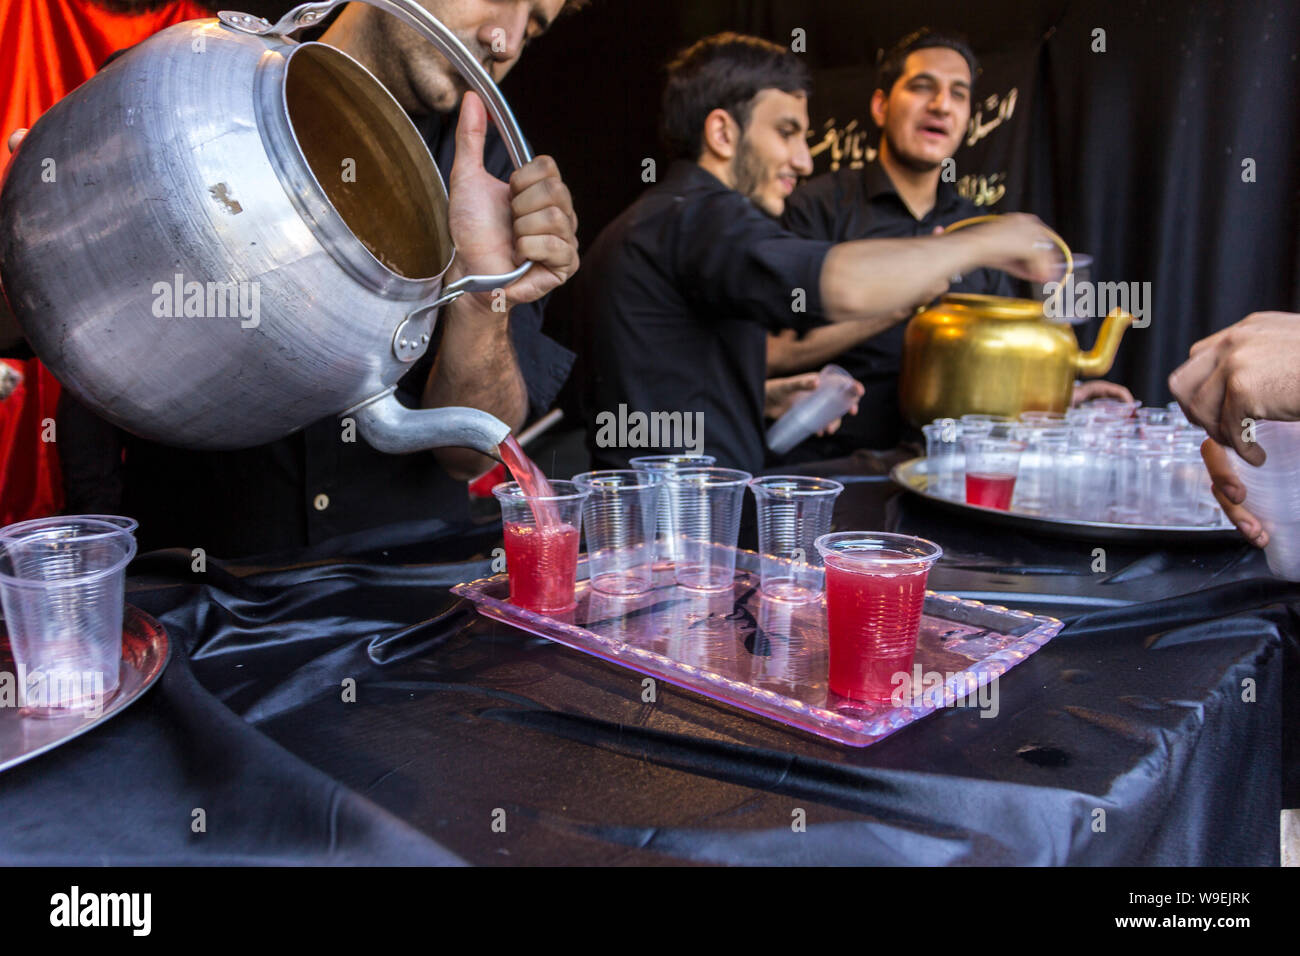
943, 214, 1074, 284
221, 0, 534, 297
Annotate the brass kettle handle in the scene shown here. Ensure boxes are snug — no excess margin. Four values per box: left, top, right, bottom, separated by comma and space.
942, 213, 1074, 284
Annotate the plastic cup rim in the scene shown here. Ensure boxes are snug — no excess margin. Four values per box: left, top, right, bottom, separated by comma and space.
747, 475, 845, 496
0, 517, 138, 590
572, 469, 660, 492
628, 454, 717, 468
491, 479, 590, 503
664, 467, 752, 487
814, 531, 943, 566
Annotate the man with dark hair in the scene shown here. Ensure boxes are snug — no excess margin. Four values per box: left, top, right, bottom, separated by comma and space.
774, 27, 1130, 459
574, 32, 1061, 475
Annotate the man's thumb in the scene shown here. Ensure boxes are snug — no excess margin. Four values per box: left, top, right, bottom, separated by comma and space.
451, 92, 487, 183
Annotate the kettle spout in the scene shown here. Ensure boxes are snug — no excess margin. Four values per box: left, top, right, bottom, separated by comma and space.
1075, 308, 1134, 378
353, 391, 510, 458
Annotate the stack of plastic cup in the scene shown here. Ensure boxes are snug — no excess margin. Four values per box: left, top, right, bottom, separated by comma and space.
1229, 421, 1300, 579
665, 467, 751, 590
0, 516, 138, 714
921, 419, 964, 500
765, 364, 860, 455
629, 454, 715, 567
748, 476, 843, 602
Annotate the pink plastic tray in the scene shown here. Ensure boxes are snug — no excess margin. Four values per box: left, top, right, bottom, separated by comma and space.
452, 550, 1063, 747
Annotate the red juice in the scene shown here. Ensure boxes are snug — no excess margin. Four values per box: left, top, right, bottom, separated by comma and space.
499, 434, 560, 527
966, 472, 1017, 510
824, 552, 931, 702
503, 520, 580, 612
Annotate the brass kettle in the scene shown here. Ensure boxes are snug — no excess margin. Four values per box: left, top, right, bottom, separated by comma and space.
899, 218, 1133, 426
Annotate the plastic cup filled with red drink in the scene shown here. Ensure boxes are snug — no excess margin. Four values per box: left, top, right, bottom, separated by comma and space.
492, 480, 589, 613
814, 531, 943, 703
964, 437, 1026, 510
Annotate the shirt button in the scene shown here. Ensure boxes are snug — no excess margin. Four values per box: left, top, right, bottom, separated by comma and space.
313, 493, 330, 511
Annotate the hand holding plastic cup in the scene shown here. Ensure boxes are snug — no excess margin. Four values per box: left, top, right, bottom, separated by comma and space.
573, 470, 659, 595
0, 516, 138, 716
492, 480, 588, 613
1228, 421, 1300, 579
814, 532, 942, 703
765, 364, 860, 455
665, 467, 751, 590
748, 476, 843, 602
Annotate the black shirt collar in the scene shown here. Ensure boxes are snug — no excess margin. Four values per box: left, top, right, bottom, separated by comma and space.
862, 157, 963, 217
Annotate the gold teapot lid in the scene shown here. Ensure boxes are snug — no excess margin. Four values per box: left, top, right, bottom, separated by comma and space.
940, 292, 1048, 319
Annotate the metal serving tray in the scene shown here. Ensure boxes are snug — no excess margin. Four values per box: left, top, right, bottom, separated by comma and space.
891, 457, 1240, 544
453, 550, 1063, 747
0, 605, 171, 773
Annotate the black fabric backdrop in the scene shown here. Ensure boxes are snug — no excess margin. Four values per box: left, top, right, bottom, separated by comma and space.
498, 0, 1300, 407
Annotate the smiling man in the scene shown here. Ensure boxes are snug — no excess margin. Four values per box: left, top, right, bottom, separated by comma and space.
774, 28, 1129, 461
574, 32, 1062, 474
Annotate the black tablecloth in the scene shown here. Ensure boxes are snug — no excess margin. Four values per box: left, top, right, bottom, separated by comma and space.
1, 480, 1293, 865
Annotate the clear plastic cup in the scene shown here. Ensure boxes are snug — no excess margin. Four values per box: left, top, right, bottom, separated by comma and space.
572, 470, 660, 595
1011, 424, 1069, 514
748, 475, 843, 602
1019, 410, 1067, 426
960, 413, 1015, 439
629, 454, 716, 567
492, 480, 589, 613
965, 438, 1026, 510
0, 516, 138, 715
765, 364, 859, 455
1229, 421, 1300, 579
814, 531, 943, 703
922, 419, 964, 499
664, 467, 751, 591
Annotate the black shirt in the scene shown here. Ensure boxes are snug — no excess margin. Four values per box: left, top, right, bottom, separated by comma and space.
780, 159, 1015, 453
58, 111, 574, 558
574, 161, 832, 475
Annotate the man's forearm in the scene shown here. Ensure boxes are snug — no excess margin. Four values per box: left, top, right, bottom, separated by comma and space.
422, 296, 528, 479
767, 316, 901, 375
819, 233, 987, 322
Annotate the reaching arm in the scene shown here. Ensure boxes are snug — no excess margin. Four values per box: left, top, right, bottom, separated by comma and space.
818, 214, 1061, 323
767, 313, 910, 376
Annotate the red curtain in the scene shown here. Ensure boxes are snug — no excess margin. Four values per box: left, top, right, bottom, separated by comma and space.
0, 0, 210, 523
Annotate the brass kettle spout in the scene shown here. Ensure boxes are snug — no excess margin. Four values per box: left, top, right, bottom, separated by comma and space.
1075, 309, 1134, 378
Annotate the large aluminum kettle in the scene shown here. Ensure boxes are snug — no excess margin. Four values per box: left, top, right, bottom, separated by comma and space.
0, 0, 536, 456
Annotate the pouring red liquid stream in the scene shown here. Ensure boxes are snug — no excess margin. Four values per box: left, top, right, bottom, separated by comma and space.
497, 435, 577, 611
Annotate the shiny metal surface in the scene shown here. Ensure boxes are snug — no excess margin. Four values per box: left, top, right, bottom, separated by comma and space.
0, 3, 532, 456
899, 293, 1133, 425
0, 605, 170, 774
890, 457, 1238, 543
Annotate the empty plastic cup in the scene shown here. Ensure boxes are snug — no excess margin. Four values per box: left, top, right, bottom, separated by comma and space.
814, 532, 943, 703
493, 480, 589, 613
573, 470, 660, 595
664, 467, 751, 591
765, 364, 859, 455
922, 419, 964, 500
0, 516, 138, 715
629, 454, 716, 567
1229, 421, 1300, 579
748, 475, 843, 602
